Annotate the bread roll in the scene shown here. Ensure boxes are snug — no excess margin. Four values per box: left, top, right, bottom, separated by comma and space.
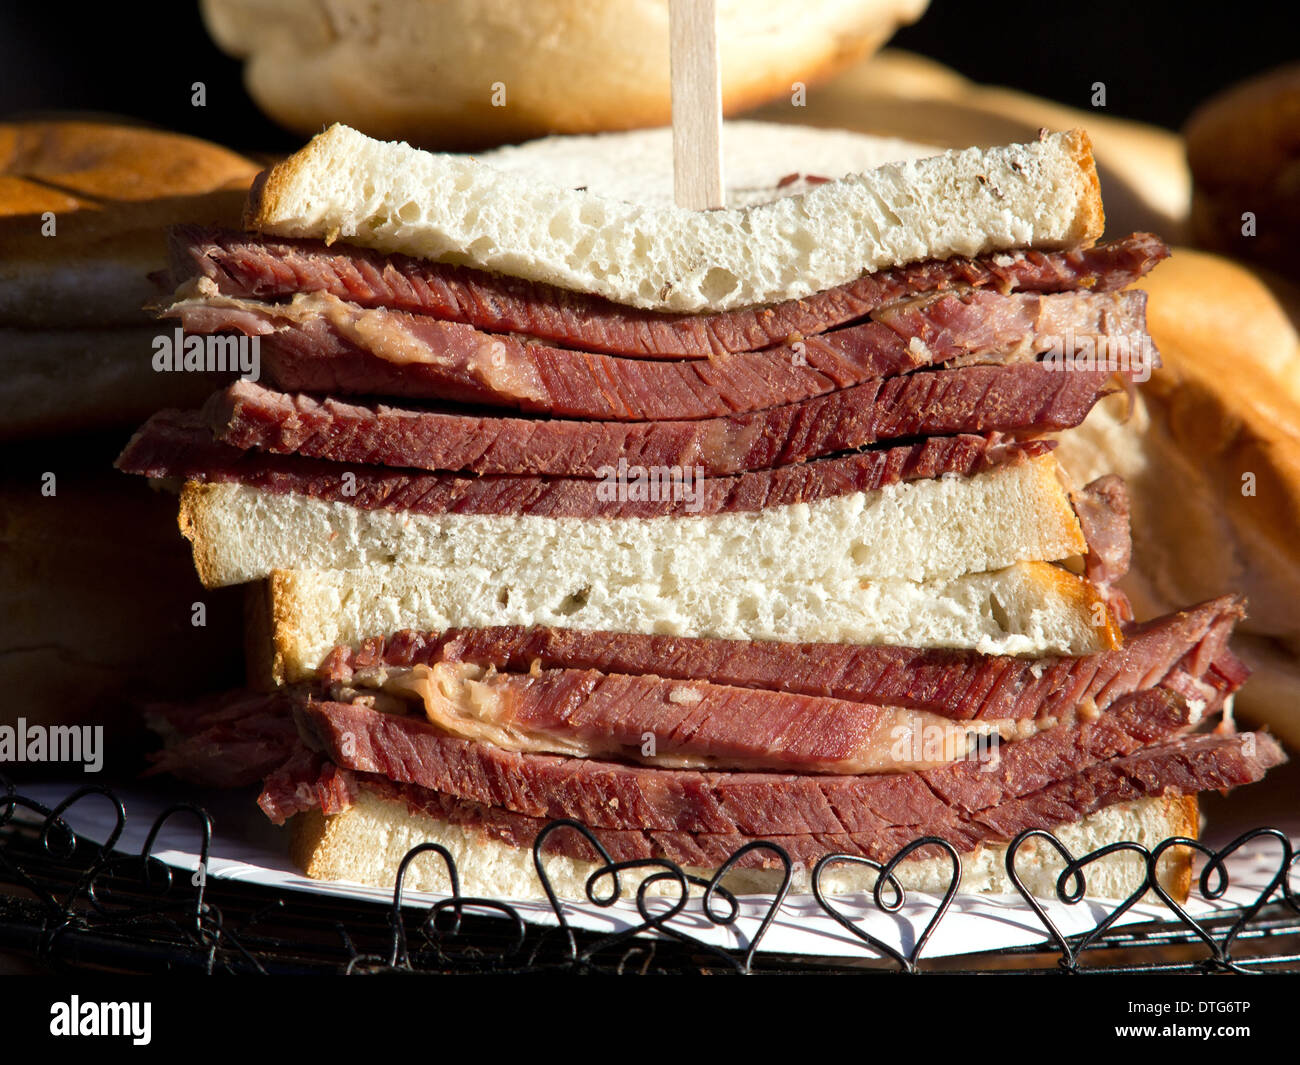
0, 446, 245, 736
200, 0, 928, 148
0, 119, 260, 327
0, 119, 262, 438
1185, 64, 1300, 273
0, 326, 224, 441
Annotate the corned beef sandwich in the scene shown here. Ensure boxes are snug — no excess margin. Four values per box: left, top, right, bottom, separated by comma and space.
120, 122, 1283, 901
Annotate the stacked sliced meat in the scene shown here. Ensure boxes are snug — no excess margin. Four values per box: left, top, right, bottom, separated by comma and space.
152, 596, 1280, 869
117, 230, 1167, 611
122, 227, 1161, 494
120, 221, 1288, 888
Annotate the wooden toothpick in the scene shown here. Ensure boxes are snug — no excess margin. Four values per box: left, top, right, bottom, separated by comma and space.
670, 0, 725, 210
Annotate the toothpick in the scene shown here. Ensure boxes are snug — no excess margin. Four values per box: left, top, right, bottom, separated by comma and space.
670, 0, 725, 210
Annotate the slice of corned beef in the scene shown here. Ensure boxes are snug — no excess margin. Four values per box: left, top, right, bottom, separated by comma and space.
287, 685, 1208, 835
117, 409, 1054, 518
169, 226, 1168, 357
264, 730, 1282, 869
318, 597, 1246, 723
181, 360, 1110, 478
166, 285, 1149, 419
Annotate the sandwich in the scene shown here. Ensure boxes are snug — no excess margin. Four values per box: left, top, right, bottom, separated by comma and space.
120, 121, 1284, 900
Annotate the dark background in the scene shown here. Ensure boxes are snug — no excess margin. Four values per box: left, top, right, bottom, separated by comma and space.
0, 2, 1295, 151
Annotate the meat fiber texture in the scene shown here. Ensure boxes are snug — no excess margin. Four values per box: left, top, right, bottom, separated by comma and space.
144, 596, 1274, 869
168, 283, 1148, 420
195, 368, 1105, 477
267, 696, 1282, 866
119, 410, 1054, 518
168, 227, 1167, 357
156, 589, 1250, 788
278, 729, 1279, 871
320, 596, 1246, 724
163, 227, 1161, 421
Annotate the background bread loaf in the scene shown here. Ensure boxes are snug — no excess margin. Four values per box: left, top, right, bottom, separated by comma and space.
200, 0, 928, 148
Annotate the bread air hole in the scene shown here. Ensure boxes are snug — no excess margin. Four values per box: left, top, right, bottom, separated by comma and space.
548, 214, 573, 241
554, 586, 590, 616
988, 592, 1013, 634
700, 266, 739, 303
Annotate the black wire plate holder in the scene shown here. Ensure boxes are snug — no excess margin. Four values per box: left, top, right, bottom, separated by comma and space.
2, 775, 1298, 974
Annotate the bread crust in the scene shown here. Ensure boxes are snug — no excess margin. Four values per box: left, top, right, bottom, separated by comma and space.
177, 481, 225, 591
1033, 561, 1121, 652
1064, 129, 1106, 250
289, 808, 331, 879
1160, 794, 1199, 904
241, 130, 328, 235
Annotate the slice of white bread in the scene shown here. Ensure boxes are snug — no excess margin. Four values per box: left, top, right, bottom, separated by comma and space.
749, 48, 1192, 242
244, 122, 1103, 312
256, 560, 1117, 685
290, 789, 1196, 902
178, 453, 1087, 591
476, 121, 939, 210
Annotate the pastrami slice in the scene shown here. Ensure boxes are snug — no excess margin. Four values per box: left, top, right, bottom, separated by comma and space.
117, 409, 1054, 519
170, 226, 1169, 357
320, 597, 1246, 723
191, 360, 1109, 477
289, 685, 1209, 836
